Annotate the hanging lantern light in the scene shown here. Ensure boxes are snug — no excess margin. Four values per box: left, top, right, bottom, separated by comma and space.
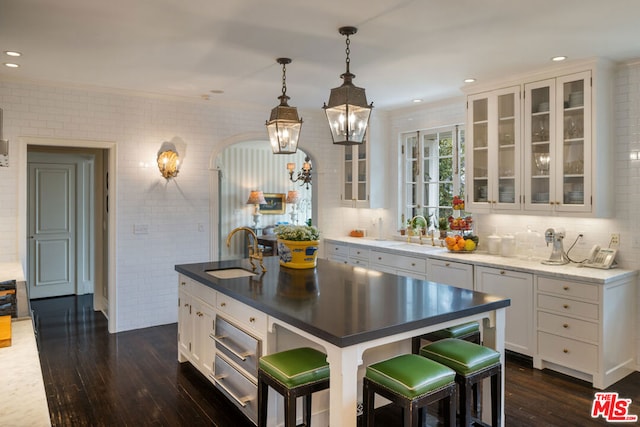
323, 26, 373, 146
266, 58, 303, 154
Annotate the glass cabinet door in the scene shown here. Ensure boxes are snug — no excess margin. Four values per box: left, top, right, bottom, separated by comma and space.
343, 146, 353, 201
524, 79, 554, 211
496, 92, 518, 207
342, 141, 369, 206
557, 72, 591, 211
470, 97, 489, 205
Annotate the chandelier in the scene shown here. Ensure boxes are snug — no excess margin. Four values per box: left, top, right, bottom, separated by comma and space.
323, 26, 373, 146
266, 58, 303, 154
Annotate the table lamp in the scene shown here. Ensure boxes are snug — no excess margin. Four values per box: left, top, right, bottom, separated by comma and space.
247, 190, 267, 228
286, 190, 299, 224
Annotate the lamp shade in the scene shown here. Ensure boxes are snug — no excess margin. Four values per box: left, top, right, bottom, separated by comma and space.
286, 190, 299, 204
247, 190, 267, 205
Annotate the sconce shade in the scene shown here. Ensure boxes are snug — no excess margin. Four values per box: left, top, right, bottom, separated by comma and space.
287, 156, 312, 189
323, 26, 373, 146
286, 190, 299, 204
246, 190, 267, 205
157, 148, 180, 179
266, 58, 303, 154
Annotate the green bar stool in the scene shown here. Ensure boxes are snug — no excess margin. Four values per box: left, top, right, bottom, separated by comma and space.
363, 353, 457, 427
411, 321, 481, 354
257, 347, 330, 427
420, 338, 502, 427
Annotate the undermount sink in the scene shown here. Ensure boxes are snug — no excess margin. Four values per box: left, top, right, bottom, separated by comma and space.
387, 242, 444, 252
206, 268, 256, 279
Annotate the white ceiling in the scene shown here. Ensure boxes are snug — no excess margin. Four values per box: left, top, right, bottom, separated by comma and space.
2, 0, 640, 111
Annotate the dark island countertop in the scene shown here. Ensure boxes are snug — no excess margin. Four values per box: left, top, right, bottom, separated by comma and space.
175, 257, 510, 348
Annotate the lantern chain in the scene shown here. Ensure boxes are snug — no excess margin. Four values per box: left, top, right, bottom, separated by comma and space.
281, 62, 287, 97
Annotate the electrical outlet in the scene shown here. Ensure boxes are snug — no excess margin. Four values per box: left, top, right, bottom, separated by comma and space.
610, 233, 620, 248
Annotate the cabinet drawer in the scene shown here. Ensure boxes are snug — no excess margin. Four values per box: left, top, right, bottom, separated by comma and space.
178, 275, 193, 293
538, 331, 597, 373
212, 355, 258, 424
349, 246, 370, 260
427, 259, 474, 290
537, 277, 598, 302
326, 242, 348, 257
191, 283, 216, 306
538, 294, 598, 320
537, 311, 598, 342
371, 251, 426, 274
213, 316, 261, 378
217, 294, 267, 335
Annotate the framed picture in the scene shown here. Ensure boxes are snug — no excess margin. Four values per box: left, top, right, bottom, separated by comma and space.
260, 193, 285, 214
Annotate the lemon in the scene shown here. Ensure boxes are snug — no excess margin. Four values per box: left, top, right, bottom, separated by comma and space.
464, 239, 476, 251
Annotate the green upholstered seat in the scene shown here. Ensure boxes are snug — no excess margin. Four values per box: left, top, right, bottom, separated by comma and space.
428, 321, 480, 340
258, 347, 329, 389
420, 338, 500, 375
366, 354, 455, 399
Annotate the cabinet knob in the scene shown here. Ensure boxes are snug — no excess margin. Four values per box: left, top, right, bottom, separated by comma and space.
563, 323, 569, 329
499, 270, 506, 275
335, 247, 339, 251
220, 302, 226, 307
357, 251, 361, 254
411, 262, 416, 266
563, 286, 569, 291
249, 317, 256, 323
563, 349, 569, 354
378, 257, 382, 260
445, 263, 450, 267
563, 304, 569, 309
180, 281, 186, 286
196, 311, 203, 317
184, 303, 189, 307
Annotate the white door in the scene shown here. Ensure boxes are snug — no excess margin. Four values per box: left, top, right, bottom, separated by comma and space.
28, 162, 76, 298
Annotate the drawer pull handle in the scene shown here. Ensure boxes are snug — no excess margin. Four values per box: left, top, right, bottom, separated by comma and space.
184, 303, 189, 307
500, 271, 506, 275
563, 349, 569, 354
211, 334, 253, 361
445, 263, 450, 267
210, 373, 251, 407
220, 302, 226, 307
196, 311, 203, 317
563, 304, 569, 309
180, 281, 186, 286
563, 286, 569, 291
563, 324, 569, 329
249, 317, 256, 323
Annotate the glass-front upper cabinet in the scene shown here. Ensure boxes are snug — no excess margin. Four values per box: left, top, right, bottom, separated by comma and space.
467, 86, 521, 212
524, 71, 591, 213
342, 142, 368, 207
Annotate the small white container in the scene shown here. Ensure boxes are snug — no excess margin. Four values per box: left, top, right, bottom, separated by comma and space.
501, 234, 516, 257
487, 234, 502, 255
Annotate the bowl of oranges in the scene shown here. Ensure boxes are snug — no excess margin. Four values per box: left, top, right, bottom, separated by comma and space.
444, 234, 479, 253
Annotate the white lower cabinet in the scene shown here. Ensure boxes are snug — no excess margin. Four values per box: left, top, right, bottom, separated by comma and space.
178, 276, 215, 378
426, 258, 474, 290
533, 275, 636, 389
325, 241, 348, 264
475, 266, 534, 356
370, 249, 427, 279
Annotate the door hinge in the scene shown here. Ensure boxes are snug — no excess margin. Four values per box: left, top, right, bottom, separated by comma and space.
189, 342, 191, 352
401, 145, 404, 155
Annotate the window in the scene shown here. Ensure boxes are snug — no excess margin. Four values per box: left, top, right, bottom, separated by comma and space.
400, 125, 465, 227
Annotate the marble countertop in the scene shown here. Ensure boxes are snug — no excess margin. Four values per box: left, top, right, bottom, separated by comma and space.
324, 236, 638, 284
0, 318, 51, 426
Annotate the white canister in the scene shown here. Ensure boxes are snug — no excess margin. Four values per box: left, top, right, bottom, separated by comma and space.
501, 234, 516, 257
487, 234, 501, 255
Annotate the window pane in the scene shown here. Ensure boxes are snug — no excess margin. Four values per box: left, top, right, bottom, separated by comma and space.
439, 157, 453, 182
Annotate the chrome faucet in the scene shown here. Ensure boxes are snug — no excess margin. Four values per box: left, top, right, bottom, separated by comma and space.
226, 227, 267, 272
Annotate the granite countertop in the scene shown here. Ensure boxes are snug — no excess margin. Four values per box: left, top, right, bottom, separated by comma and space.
324, 236, 638, 284
176, 257, 510, 347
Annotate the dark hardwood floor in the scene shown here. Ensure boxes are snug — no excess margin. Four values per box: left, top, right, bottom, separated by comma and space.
31, 295, 640, 426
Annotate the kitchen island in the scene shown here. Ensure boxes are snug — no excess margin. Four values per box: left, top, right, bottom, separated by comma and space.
176, 257, 510, 427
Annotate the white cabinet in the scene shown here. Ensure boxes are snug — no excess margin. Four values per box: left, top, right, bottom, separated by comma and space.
341, 144, 369, 207
370, 249, 427, 280
467, 86, 521, 212
534, 275, 636, 389
426, 258, 473, 290
524, 71, 596, 214
325, 241, 348, 264
348, 246, 370, 267
475, 266, 534, 356
465, 60, 613, 217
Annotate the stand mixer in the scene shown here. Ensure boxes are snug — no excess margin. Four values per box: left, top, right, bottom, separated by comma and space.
541, 228, 569, 265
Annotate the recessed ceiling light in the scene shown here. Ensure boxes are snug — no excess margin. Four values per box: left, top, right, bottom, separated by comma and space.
412, 99, 422, 103
210, 89, 224, 94
464, 78, 476, 83
551, 56, 567, 62
3, 63, 19, 68
4, 51, 21, 57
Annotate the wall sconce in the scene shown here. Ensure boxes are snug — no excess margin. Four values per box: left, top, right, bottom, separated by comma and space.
286, 190, 299, 224
266, 58, 303, 154
287, 156, 312, 189
247, 190, 267, 229
323, 26, 373, 146
157, 142, 180, 179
